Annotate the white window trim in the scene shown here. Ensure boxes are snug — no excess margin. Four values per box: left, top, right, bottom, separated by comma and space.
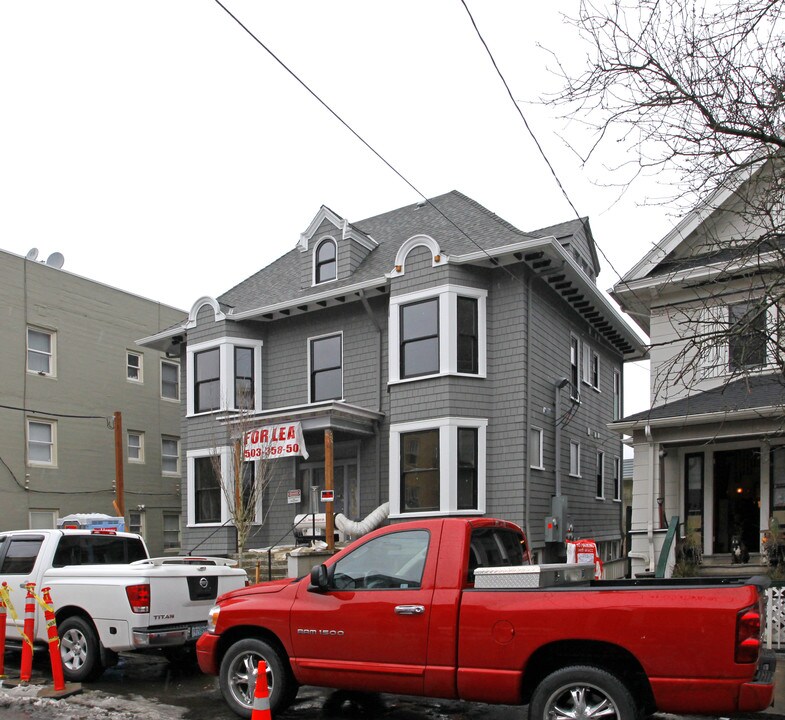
307, 331, 344, 403
186, 337, 263, 416
127, 431, 145, 464
596, 450, 605, 500
161, 436, 181, 477
312, 236, 338, 286
27, 419, 57, 467
187, 447, 230, 527
127, 351, 144, 383
388, 284, 487, 384
530, 427, 544, 470
160, 359, 180, 402
162, 512, 182, 551
569, 440, 581, 478
27, 326, 56, 377
389, 416, 487, 517
569, 334, 580, 400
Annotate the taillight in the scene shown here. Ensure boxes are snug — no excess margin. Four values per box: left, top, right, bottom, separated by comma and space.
735, 605, 761, 663
126, 583, 151, 614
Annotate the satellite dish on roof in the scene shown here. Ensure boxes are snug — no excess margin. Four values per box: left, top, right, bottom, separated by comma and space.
46, 252, 65, 269
25, 248, 39, 261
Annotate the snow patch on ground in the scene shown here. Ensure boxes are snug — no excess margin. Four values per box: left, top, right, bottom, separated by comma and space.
0, 682, 187, 720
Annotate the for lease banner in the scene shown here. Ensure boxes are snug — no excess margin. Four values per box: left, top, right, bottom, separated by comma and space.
243, 422, 309, 460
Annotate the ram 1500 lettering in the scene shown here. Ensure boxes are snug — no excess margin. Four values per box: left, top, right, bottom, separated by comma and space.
0, 528, 247, 681
197, 517, 776, 720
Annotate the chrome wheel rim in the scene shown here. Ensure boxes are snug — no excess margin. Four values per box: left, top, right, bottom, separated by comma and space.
60, 628, 88, 671
227, 651, 272, 708
545, 683, 619, 720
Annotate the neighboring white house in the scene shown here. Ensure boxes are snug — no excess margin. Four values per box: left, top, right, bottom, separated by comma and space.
611, 161, 785, 575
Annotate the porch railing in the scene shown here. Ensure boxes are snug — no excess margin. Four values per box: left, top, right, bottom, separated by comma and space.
766, 584, 785, 650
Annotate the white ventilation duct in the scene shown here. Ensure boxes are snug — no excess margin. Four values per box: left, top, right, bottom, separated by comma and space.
334, 502, 390, 538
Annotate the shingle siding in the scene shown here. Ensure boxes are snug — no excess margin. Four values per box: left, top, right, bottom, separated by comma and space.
176, 192, 633, 561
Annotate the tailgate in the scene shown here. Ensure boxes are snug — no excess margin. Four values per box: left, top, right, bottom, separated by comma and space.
146, 564, 247, 623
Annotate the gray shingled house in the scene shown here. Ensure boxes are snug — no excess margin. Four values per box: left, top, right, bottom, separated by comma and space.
140, 191, 646, 568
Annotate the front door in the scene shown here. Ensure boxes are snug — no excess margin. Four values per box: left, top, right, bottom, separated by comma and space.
713, 448, 760, 554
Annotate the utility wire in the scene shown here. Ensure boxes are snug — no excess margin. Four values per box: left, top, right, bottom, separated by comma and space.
457, 0, 635, 292
212, 0, 524, 286
0, 403, 108, 421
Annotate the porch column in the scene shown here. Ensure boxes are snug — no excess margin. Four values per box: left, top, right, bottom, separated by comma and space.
325, 429, 335, 553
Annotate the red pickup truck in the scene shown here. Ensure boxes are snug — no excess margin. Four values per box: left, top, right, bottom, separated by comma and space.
196, 517, 776, 719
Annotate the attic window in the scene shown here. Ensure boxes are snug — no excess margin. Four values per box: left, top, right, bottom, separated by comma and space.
315, 238, 337, 284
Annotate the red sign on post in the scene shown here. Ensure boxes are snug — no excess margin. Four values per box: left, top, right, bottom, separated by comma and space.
320, 489, 334, 503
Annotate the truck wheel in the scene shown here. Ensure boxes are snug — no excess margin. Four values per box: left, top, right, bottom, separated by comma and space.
219, 638, 297, 718
529, 665, 637, 720
58, 615, 105, 682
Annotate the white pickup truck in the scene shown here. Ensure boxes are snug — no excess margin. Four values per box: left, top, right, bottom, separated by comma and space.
0, 528, 247, 681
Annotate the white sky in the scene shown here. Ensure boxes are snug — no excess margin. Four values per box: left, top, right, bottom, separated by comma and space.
0, 1, 667, 414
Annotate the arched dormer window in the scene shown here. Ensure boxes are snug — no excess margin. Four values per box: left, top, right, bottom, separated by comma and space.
314, 238, 337, 284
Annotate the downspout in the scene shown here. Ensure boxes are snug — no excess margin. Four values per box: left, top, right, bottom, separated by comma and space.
645, 424, 656, 573
524, 273, 533, 552
359, 290, 383, 507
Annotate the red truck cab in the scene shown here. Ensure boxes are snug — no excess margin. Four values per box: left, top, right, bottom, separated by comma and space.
197, 517, 776, 719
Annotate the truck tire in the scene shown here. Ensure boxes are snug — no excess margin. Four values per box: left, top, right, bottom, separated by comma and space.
58, 615, 105, 682
219, 638, 298, 718
529, 665, 638, 720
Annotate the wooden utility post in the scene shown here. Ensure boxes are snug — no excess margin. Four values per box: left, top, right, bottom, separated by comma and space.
325, 429, 335, 553
113, 411, 125, 517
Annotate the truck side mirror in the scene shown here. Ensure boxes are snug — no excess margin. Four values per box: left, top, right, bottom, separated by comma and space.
308, 564, 329, 592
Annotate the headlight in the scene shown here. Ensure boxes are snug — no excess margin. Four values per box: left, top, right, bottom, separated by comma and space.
207, 605, 220, 633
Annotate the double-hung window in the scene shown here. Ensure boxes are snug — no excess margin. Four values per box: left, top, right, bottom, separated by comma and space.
161, 360, 180, 401
613, 456, 621, 501
127, 431, 144, 463
187, 338, 263, 415
194, 348, 220, 413
569, 336, 580, 400
162, 436, 180, 475
389, 285, 487, 382
192, 455, 221, 525
729, 301, 767, 371
234, 347, 255, 409
596, 451, 605, 499
400, 299, 439, 378
569, 440, 581, 477
309, 333, 342, 402
27, 419, 56, 466
27, 327, 55, 376
529, 427, 544, 469
127, 351, 143, 382
390, 417, 487, 516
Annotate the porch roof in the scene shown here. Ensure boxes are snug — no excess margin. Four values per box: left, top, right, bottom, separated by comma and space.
612, 372, 785, 431
217, 401, 383, 438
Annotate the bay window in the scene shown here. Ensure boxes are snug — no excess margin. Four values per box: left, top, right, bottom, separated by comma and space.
389, 284, 487, 382
390, 417, 487, 516
187, 338, 263, 415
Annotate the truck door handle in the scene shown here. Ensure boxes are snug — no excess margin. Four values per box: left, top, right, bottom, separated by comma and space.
394, 605, 425, 615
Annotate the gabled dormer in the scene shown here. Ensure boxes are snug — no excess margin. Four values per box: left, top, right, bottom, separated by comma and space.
298, 205, 378, 289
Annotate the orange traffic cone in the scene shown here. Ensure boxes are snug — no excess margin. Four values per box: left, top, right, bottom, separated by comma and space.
0, 581, 8, 679
251, 660, 272, 719
36, 587, 82, 699
19, 583, 36, 683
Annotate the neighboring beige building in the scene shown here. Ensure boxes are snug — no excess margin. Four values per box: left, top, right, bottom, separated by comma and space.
0, 248, 186, 555
611, 163, 785, 576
